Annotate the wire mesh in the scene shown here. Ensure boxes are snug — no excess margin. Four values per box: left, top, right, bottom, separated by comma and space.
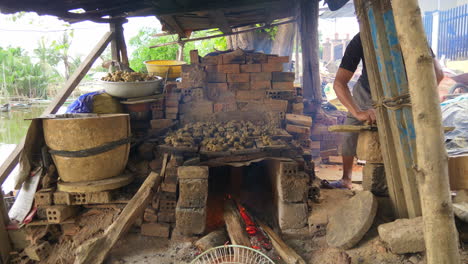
191, 245, 275, 264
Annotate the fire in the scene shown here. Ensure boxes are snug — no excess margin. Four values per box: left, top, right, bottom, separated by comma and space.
236, 202, 273, 251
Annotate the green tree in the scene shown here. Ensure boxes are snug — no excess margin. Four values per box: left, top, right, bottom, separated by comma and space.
129, 28, 227, 72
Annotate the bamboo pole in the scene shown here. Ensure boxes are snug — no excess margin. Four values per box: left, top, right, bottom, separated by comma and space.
392, 1, 460, 263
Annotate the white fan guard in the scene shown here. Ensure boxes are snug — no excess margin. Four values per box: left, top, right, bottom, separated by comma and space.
190, 245, 275, 264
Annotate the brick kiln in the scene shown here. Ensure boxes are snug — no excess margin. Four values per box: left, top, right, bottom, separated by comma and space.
144, 49, 316, 240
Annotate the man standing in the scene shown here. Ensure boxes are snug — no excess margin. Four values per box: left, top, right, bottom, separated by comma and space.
329, 33, 443, 189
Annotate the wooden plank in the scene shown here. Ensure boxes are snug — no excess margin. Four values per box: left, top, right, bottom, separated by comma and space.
209, 10, 232, 34
285, 114, 312, 127
160, 15, 186, 37
367, 0, 421, 217
392, 0, 461, 262
74, 171, 162, 264
258, 221, 306, 264
224, 200, 251, 247
354, 0, 408, 218
0, 193, 12, 264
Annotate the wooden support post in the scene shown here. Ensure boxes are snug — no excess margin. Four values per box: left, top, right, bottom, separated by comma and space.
109, 23, 121, 62
176, 41, 185, 61
392, 0, 461, 263
190, 50, 199, 64
298, 0, 321, 111
366, 0, 421, 217
75, 172, 162, 264
354, 0, 408, 218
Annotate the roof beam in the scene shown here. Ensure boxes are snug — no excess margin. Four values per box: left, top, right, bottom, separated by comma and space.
209, 10, 232, 34
160, 15, 188, 37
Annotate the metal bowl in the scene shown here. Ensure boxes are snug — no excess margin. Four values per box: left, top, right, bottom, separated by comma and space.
98, 77, 163, 98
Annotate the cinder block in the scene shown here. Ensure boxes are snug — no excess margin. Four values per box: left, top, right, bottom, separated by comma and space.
176, 207, 206, 235
141, 222, 170, 237
151, 119, 173, 130
159, 199, 177, 212
178, 179, 208, 208
286, 124, 310, 135
279, 161, 299, 177
278, 201, 308, 230
144, 207, 158, 222
158, 212, 176, 223
236, 90, 265, 101
272, 72, 295, 82
272, 81, 294, 90
268, 56, 289, 63
261, 63, 283, 72
35, 192, 53, 206
217, 64, 240, 73
251, 81, 271, 90
275, 171, 308, 202
228, 82, 250, 91
246, 53, 268, 64
227, 73, 250, 83
178, 166, 209, 179
250, 72, 271, 82
240, 64, 261, 73
46, 205, 78, 223
53, 192, 71, 205
357, 131, 383, 163
24, 241, 51, 261
207, 72, 227, 83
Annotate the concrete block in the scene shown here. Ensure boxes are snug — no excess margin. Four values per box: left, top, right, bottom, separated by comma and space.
158, 212, 176, 223
176, 207, 206, 235
178, 166, 209, 179
275, 172, 309, 202
53, 192, 71, 205
378, 217, 425, 254
141, 222, 170, 237
24, 241, 51, 261
250, 81, 271, 90
240, 64, 261, 73
159, 199, 177, 212
250, 72, 271, 82
278, 201, 308, 230
357, 131, 383, 163
362, 163, 388, 196
34, 192, 53, 206
261, 63, 283, 72
178, 179, 208, 208
46, 205, 79, 223
272, 72, 295, 82
207, 72, 227, 83
227, 73, 250, 83
272, 81, 294, 90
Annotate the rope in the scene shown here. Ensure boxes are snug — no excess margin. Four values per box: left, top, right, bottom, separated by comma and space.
49, 137, 131, 158
373, 93, 412, 110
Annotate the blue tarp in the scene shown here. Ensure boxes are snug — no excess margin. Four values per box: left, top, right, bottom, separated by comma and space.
66, 91, 104, 113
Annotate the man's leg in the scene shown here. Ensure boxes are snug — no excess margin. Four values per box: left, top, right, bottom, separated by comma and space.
340, 114, 363, 188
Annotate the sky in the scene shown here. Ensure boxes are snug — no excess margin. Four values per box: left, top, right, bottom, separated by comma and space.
0, 12, 161, 59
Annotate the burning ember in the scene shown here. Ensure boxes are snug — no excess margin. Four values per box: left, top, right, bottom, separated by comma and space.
236, 201, 273, 251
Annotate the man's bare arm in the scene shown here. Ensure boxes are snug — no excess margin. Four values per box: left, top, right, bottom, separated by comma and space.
333, 68, 376, 124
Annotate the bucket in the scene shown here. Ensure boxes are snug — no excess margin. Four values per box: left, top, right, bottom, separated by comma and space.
144, 60, 187, 79
43, 114, 131, 183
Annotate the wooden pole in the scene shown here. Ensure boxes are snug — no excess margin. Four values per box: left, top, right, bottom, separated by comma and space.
298, 0, 321, 111
224, 200, 251, 247
392, 0, 460, 263
354, 0, 408, 218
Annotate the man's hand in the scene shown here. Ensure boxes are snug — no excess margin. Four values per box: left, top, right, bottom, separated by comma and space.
353, 109, 377, 124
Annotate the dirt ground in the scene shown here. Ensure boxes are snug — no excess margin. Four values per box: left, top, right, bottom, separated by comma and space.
104, 165, 468, 264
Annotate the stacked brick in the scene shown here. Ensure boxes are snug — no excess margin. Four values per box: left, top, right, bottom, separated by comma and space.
173, 49, 297, 125
285, 114, 313, 156
141, 168, 178, 238
268, 160, 309, 232
175, 166, 208, 236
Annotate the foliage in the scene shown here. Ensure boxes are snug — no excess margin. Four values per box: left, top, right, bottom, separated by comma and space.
129, 28, 228, 72
0, 47, 59, 98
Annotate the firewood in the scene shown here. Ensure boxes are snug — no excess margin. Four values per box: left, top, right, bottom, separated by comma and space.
258, 221, 306, 264
74, 155, 167, 264
223, 200, 251, 247
194, 229, 228, 252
